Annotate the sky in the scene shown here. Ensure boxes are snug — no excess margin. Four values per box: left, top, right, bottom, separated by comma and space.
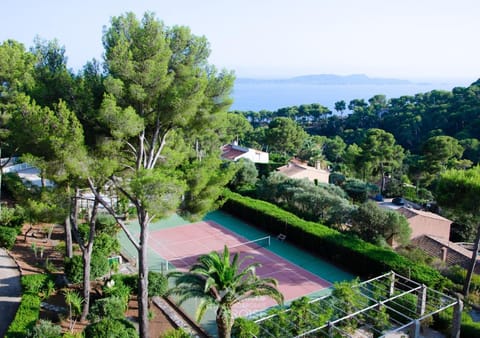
1, 0, 479, 82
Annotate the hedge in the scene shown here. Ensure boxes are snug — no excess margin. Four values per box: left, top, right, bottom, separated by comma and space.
84, 318, 138, 338
221, 190, 449, 288
6, 284, 41, 338
5, 274, 52, 338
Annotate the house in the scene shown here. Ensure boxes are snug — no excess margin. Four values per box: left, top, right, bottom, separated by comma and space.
396, 207, 452, 241
412, 235, 480, 273
379, 201, 479, 272
276, 158, 330, 184
220, 142, 269, 164
378, 202, 452, 248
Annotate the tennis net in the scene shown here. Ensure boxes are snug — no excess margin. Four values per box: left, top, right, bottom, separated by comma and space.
228, 236, 271, 254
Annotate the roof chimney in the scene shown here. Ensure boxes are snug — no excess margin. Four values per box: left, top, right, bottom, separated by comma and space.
441, 247, 448, 262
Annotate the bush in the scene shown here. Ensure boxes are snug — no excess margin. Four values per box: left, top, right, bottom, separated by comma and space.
84, 318, 138, 338
64, 255, 83, 284
91, 252, 109, 279
6, 293, 41, 338
27, 319, 62, 338
109, 272, 167, 297
148, 271, 168, 297
88, 296, 126, 322
229, 158, 258, 191
95, 214, 119, 236
65, 253, 110, 284
221, 190, 448, 288
460, 312, 480, 338
103, 281, 131, 311
443, 265, 480, 294
160, 328, 192, 338
94, 233, 120, 257
342, 178, 377, 203
110, 273, 137, 292
232, 317, 260, 338
22, 274, 48, 295
0, 205, 25, 231
0, 226, 18, 249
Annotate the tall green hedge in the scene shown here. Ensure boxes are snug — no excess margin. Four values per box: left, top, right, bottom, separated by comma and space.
5, 275, 43, 338
221, 190, 449, 288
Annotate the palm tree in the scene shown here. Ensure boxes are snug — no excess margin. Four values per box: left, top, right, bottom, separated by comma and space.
63, 289, 83, 331
167, 246, 284, 338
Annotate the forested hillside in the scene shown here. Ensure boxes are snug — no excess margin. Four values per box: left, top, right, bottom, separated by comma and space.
230, 79, 480, 241
233, 79, 480, 160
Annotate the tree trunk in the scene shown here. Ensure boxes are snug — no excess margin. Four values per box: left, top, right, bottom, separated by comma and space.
64, 215, 73, 258
65, 185, 74, 258
81, 248, 92, 321
138, 218, 149, 338
463, 224, 480, 296
216, 306, 232, 338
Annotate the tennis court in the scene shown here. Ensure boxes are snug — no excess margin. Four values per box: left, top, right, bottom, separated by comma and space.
118, 210, 352, 334
148, 220, 332, 315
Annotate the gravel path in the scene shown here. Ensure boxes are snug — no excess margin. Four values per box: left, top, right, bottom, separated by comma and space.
0, 248, 21, 337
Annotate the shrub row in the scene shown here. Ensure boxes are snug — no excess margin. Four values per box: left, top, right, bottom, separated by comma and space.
109, 271, 168, 297
6, 275, 44, 338
221, 190, 449, 288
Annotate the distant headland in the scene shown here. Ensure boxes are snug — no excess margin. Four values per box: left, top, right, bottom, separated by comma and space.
236, 74, 413, 85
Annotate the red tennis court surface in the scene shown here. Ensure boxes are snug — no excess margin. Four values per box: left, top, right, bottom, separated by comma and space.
149, 220, 331, 317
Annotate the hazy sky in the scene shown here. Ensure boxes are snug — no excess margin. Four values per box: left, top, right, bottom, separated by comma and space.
1, 0, 479, 81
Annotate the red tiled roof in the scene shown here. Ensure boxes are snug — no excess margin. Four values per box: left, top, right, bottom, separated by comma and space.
221, 144, 247, 160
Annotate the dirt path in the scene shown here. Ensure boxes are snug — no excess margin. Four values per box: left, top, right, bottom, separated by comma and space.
0, 248, 21, 337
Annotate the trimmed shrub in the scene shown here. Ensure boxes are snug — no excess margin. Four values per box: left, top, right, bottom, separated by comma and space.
0, 226, 17, 249
109, 272, 167, 297
6, 294, 41, 338
22, 274, 48, 295
91, 252, 109, 279
221, 190, 448, 288
64, 255, 83, 284
110, 273, 137, 293
84, 318, 138, 338
95, 214, 119, 236
65, 253, 110, 284
27, 319, 62, 338
103, 281, 131, 311
161, 328, 192, 338
148, 271, 168, 297
7, 274, 54, 338
88, 296, 126, 322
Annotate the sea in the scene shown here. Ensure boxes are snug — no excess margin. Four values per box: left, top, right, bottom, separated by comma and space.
229, 79, 476, 112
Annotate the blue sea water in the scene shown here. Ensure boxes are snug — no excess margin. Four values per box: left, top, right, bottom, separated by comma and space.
229, 81, 472, 112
